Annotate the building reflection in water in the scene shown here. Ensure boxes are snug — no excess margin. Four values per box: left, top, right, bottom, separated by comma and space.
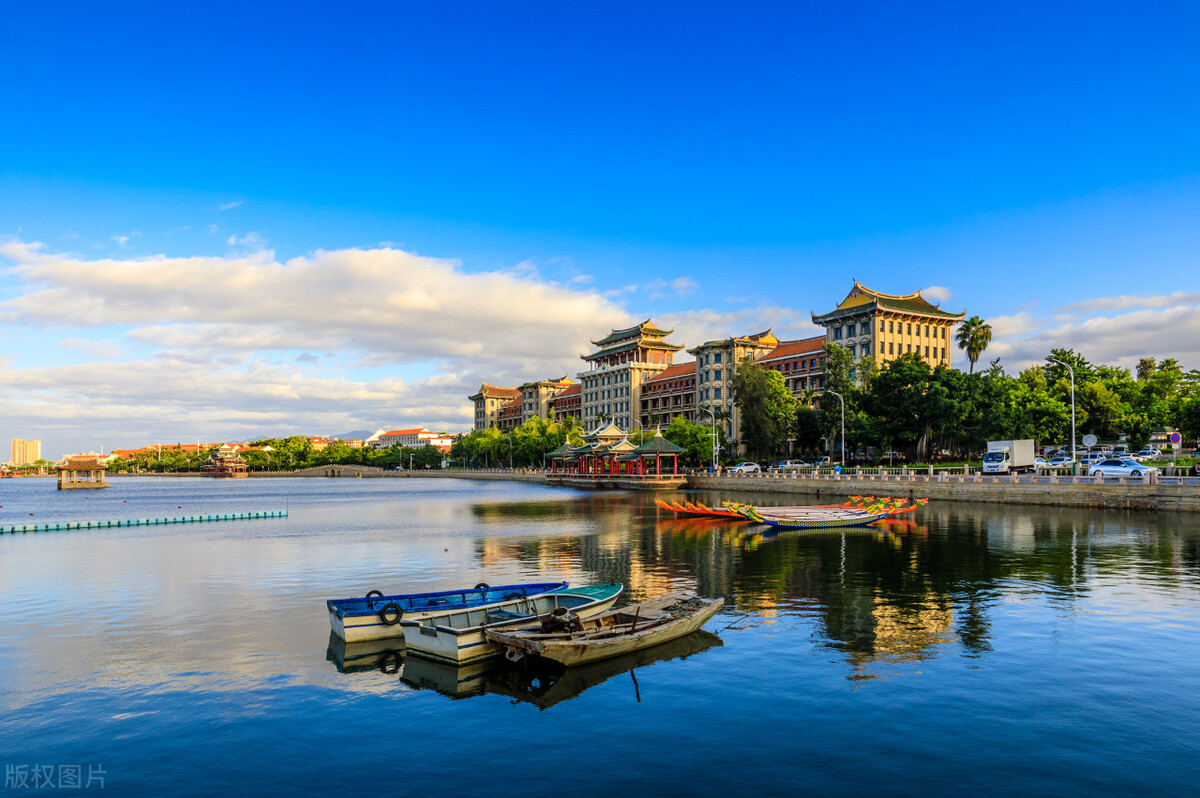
467, 491, 1200, 683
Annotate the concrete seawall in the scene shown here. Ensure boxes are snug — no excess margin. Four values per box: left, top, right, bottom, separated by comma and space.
685, 475, 1200, 513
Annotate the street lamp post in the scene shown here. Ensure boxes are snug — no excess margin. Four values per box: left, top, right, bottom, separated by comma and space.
826, 390, 845, 467
703, 406, 719, 471
1048, 359, 1076, 473
505, 436, 513, 469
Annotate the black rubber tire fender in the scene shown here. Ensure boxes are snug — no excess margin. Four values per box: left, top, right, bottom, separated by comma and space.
475, 582, 489, 591
378, 603, 403, 625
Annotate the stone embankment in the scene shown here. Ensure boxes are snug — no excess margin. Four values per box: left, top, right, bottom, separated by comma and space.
686, 473, 1200, 513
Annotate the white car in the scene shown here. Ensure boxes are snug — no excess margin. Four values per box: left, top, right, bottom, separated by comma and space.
1134, 448, 1161, 461
1047, 457, 1074, 468
769, 459, 812, 472
728, 462, 761, 474
1089, 458, 1159, 478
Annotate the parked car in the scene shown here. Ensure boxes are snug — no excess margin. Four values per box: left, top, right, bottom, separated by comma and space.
729, 462, 761, 474
1089, 458, 1160, 478
1079, 453, 1106, 466
1034, 457, 1048, 467
1135, 448, 1161, 461
769, 459, 812, 472
1047, 457, 1074, 468
1111, 445, 1128, 457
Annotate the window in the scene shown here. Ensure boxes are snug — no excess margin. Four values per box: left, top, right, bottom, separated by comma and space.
713, 387, 722, 399
863, 343, 871, 357
714, 352, 722, 364
889, 342, 894, 354
925, 325, 930, 337
848, 344, 856, 357
714, 370, 722, 381
907, 344, 912, 353
925, 346, 930, 357
942, 327, 946, 339
907, 323, 912, 335
889, 321, 894, 333
834, 327, 843, 340
880, 320, 886, 333
847, 323, 856, 336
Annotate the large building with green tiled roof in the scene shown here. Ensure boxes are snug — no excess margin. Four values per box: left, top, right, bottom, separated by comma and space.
812, 281, 966, 371
578, 319, 683, 431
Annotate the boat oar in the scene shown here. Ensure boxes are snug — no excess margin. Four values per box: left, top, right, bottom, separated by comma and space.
629, 607, 640, 634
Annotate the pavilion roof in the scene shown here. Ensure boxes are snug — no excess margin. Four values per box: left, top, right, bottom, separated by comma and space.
631, 431, 687, 456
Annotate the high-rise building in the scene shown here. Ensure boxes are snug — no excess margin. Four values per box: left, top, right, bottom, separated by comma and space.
578, 320, 683, 431
10, 438, 42, 465
812, 281, 965, 371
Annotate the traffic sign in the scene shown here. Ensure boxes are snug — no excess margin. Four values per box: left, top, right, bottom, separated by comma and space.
1170, 432, 1182, 446
1082, 434, 1097, 447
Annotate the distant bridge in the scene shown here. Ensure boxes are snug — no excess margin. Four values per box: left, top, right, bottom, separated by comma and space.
257, 464, 397, 478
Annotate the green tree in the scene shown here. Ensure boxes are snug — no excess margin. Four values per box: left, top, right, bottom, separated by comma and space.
732, 355, 798, 461
955, 315, 993, 374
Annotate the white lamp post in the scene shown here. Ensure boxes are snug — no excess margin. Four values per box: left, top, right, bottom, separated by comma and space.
703, 406, 719, 470
826, 390, 845, 467
1048, 359, 1076, 473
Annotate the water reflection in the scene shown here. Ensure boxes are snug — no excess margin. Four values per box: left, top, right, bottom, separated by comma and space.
395, 630, 723, 709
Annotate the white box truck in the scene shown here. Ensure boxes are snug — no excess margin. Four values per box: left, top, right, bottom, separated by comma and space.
982, 440, 1036, 474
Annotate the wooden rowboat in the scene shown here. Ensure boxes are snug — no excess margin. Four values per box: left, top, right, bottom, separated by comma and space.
399, 583, 625, 665
487, 592, 725, 667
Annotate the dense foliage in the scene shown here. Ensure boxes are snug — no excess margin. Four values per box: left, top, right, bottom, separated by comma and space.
732, 343, 1200, 462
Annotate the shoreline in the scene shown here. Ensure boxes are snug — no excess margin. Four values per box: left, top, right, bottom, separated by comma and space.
80, 468, 1200, 513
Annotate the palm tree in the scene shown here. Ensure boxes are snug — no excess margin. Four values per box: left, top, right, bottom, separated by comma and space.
955, 315, 993, 374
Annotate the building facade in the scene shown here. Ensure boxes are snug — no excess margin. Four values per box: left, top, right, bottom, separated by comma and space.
9, 438, 42, 465
549, 383, 582, 423
469, 383, 522, 431
639, 362, 697, 428
687, 330, 780, 445
578, 320, 683, 431
370, 428, 454, 450
812, 281, 965, 373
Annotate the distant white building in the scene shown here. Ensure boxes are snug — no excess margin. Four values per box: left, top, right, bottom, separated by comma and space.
369, 428, 454, 451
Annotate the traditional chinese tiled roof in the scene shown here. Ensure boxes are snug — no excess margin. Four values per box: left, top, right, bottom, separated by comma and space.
61, 456, 104, 471
631, 431, 686, 456
585, 422, 626, 440
756, 335, 826, 363
590, 318, 675, 347
582, 339, 683, 360
812, 281, 965, 323
381, 428, 430, 437
469, 382, 521, 400
553, 383, 582, 398
546, 441, 576, 458
643, 362, 696, 385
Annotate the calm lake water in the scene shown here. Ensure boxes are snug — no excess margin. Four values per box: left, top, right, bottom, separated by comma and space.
2, 476, 1200, 796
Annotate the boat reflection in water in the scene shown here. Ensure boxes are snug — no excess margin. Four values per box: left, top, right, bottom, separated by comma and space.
399, 630, 723, 709
325, 633, 406, 675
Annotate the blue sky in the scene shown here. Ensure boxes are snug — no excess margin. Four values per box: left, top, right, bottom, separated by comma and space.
3, 2, 1200, 457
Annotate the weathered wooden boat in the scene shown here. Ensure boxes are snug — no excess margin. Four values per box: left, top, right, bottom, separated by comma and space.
397, 630, 723, 707
325, 633, 406, 674
487, 592, 724, 667
327, 580, 568, 643
400, 583, 624, 665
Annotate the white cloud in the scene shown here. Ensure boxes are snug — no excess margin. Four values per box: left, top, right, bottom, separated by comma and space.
671, 277, 698, 296
219, 200, 243, 211
922, 285, 953, 303
0, 240, 638, 454
987, 295, 1200, 372
226, 231, 266, 248
1057, 291, 1200, 314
